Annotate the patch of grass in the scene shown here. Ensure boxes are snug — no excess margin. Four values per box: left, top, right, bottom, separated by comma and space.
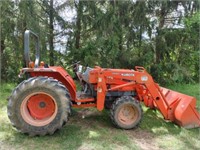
0, 83, 16, 108
166, 84, 200, 110
0, 83, 199, 150
140, 83, 200, 150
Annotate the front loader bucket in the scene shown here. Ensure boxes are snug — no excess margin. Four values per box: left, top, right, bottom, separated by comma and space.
160, 87, 200, 128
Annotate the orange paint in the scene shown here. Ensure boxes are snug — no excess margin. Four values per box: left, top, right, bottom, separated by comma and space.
21, 64, 200, 128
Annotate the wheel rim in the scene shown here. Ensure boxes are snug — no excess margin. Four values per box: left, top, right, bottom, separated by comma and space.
118, 104, 139, 126
20, 92, 58, 127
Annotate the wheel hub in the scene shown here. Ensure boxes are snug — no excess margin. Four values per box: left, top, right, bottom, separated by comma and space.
27, 94, 55, 120
39, 101, 46, 108
118, 104, 138, 125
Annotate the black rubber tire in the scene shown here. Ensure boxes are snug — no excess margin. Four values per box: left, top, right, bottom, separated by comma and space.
110, 96, 143, 129
7, 77, 71, 136
104, 100, 114, 110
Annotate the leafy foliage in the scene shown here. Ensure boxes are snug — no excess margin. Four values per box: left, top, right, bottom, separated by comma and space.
0, 0, 199, 85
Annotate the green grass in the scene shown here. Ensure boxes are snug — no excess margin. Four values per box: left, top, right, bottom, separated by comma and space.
0, 83, 199, 150
167, 84, 200, 110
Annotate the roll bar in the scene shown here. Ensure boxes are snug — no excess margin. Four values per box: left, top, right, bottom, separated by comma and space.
24, 30, 40, 68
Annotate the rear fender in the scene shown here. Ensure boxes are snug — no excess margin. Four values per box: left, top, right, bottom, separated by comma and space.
20, 66, 76, 101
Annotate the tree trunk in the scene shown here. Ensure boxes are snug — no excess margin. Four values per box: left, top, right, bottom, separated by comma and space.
75, 1, 83, 49
154, 3, 166, 64
0, 39, 5, 80
0, 39, 5, 54
49, 0, 54, 66
138, 26, 142, 57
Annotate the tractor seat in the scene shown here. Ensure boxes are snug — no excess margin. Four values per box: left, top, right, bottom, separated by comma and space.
82, 67, 93, 83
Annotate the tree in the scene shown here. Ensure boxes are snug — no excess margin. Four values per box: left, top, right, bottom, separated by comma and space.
0, 0, 199, 85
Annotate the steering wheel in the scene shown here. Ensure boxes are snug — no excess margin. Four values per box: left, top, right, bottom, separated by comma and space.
67, 61, 80, 70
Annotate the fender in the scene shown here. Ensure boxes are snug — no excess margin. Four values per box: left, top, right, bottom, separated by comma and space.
20, 66, 76, 101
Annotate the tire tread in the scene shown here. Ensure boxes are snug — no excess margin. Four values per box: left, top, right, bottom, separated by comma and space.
7, 77, 70, 136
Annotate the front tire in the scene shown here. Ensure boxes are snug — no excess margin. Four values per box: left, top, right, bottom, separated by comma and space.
110, 96, 143, 129
7, 77, 71, 136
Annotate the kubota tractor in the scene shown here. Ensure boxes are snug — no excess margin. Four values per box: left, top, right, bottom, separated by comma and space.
7, 30, 200, 136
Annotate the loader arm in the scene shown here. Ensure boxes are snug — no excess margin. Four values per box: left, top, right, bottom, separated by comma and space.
130, 67, 200, 128
91, 66, 200, 128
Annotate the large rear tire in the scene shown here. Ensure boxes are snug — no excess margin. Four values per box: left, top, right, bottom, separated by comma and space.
7, 77, 71, 136
110, 96, 143, 129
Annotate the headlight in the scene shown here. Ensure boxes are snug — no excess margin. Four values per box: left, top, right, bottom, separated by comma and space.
141, 76, 148, 81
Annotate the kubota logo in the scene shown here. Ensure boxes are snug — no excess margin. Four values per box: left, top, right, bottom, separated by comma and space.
121, 73, 134, 76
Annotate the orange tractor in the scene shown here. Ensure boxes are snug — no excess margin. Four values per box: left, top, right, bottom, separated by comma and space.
7, 30, 200, 136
